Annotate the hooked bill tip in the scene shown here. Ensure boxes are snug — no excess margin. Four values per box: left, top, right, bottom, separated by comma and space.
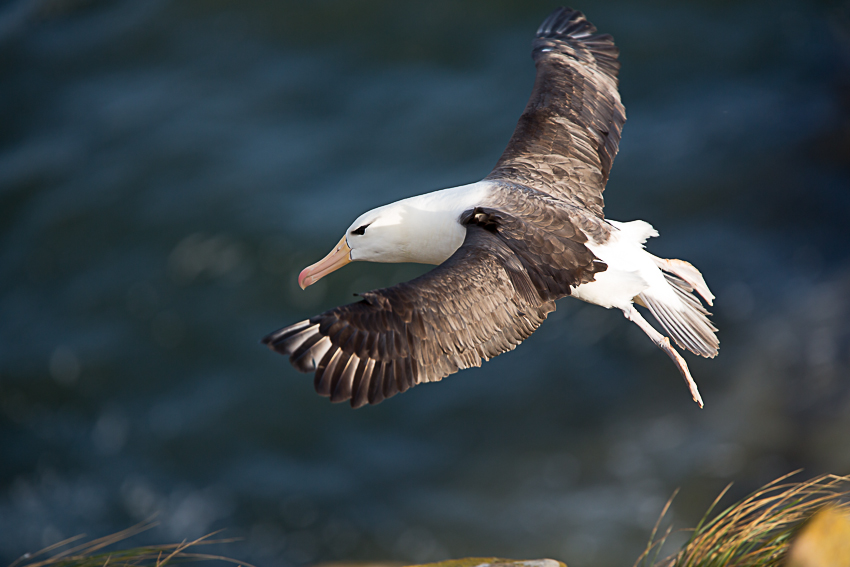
298, 268, 310, 290
297, 235, 351, 290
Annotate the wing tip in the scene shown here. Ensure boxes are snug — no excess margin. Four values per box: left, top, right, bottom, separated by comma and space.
261, 319, 324, 359
264, 316, 410, 407
532, 7, 621, 78
536, 8, 595, 39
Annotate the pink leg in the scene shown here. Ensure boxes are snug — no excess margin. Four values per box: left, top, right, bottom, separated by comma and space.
625, 305, 704, 408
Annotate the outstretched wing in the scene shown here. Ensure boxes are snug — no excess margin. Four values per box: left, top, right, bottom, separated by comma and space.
263, 210, 604, 407
486, 8, 625, 218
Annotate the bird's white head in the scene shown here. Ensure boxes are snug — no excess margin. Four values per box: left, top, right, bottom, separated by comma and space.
297, 196, 466, 290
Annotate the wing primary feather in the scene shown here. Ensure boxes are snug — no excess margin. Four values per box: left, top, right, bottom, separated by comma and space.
290, 332, 324, 365
331, 355, 358, 403
315, 349, 343, 397
349, 358, 370, 408
369, 361, 387, 405
292, 335, 332, 372
262, 321, 316, 354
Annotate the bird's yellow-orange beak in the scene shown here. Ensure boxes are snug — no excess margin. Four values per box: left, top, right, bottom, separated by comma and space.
298, 235, 352, 289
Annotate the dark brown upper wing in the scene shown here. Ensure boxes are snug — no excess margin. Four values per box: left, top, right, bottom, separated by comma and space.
486, 8, 626, 218
262, 208, 605, 407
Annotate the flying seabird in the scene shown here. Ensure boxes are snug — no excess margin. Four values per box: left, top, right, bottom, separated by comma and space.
262, 7, 719, 408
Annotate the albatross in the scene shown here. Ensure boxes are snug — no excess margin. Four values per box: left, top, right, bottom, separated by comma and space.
262, 7, 719, 408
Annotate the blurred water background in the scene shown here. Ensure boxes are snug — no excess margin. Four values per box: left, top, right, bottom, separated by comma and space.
1, 1, 849, 566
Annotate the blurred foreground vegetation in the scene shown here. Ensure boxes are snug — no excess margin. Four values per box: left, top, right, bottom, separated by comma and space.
8, 523, 249, 567
12, 473, 848, 567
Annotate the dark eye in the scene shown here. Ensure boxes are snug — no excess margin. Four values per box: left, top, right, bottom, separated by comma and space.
351, 224, 370, 236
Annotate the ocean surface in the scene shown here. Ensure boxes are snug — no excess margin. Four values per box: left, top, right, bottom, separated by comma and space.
1, 1, 849, 566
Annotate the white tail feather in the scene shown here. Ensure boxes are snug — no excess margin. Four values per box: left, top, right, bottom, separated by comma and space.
650, 255, 714, 306
639, 261, 718, 358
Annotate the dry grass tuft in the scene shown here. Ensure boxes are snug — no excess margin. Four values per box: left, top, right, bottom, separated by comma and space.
634, 472, 850, 567
9, 473, 850, 567
8, 521, 252, 567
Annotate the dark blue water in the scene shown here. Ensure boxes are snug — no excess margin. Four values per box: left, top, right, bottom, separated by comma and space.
1, 1, 849, 566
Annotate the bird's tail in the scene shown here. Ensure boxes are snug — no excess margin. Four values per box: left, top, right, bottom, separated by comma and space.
638, 256, 719, 358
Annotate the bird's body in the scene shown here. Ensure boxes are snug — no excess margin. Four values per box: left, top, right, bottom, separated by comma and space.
264, 7, 718, 408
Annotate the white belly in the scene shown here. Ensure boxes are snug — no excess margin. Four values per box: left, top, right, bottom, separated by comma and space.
571, 219, 674, 310
571, 268, 648, 309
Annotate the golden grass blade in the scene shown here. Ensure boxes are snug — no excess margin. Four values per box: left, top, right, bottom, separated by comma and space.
643, 472, 850, 567
8, 535, 89, 567
634, 488, 679, 567
11, 521, 253, 567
